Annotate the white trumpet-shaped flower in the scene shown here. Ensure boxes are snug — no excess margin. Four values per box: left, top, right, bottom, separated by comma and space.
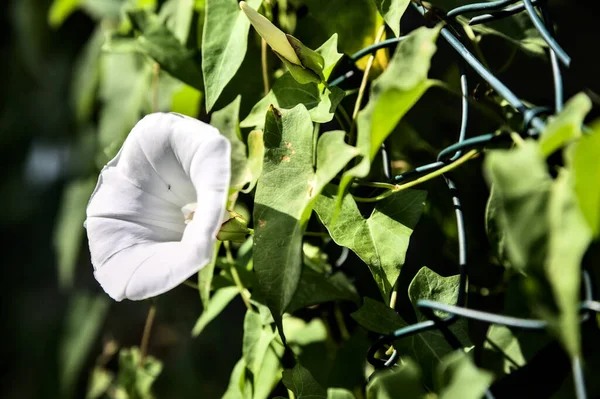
239, 1, 302, 66
85, 113, 231, 301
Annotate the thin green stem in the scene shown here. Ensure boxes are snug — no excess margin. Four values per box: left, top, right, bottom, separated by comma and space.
353, 150, 478, 202
182, 280, 199, 290
139, 303, 156, 365
224, 241, 252, 311
354, 180, 397, 190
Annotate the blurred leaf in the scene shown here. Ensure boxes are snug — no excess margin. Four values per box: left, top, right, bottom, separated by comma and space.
337, 26, 439, 209
241, 73, 344, 128
202, 0, 261, 111
409, 266, 459, 318
192, 286, 239, 337
485, 184, 511, 267
351, 297, 406, 334
71, 25, 104, 125
48, 0, 81, 28
282, 363, 327, 398
242, 129, 265, 193
569, 120, 600, 238
371, 0, 411, 37
60, 293, 110, 398
253, 106, 359, 319
222, 358, 252, 399
98, 52, 152, 163
211, 96, 247, 188
366, 358, 426, 399
539, 93, 590, 157
159, 0, 195, 44
54, 177, 96, 289
483, 325, 526, 375
116, 347, 163, 399
129, 10, 204, 90
437, 352, 493, 399
485, 142, 591, 357
86, 367, 114, 399
254, 344, 284, 399
171, 84, 202, 117
242, 310, 276, 376
328, 388, 355, 399
314, 185, 426, 301
287, 267, 359, 312
283, 317, 328, 347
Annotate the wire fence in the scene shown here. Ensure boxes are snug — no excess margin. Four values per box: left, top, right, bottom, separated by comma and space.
328, 1, 599, 398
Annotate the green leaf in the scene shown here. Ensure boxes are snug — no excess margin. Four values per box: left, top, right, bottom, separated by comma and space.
314, 185, 426, 301
241, 73, 344, 128
202, 0, 261, 111
569, 120, 600, 237
286, 34, 325, 81
485, 141, 591, 356
366, 358, 426, 399
409, 266, 459, 318
539, 93, 591, 157
98, 52, 152, 163
327, 388, 355, 399
242, 129, 265, 193
316, 34, 343, 81
407, 267, 472, 388
337, 26, 439, 208
287, 267, 359, 313
192, 286, 239, 337
170, 84, 202, 117
198, 241, 221, 308
48, 0, 81, 28
242, 310, 277, 376
222, 358, 251, 399
53, 177, 96, 289
283, 317, 328, 347
253, 345, 284, 399
60, 293, 110, 399
483, 325, 526, 375
485, 184, 511, 267
372, 0, 411, 37
211, 96, 246, 187
71, 25, 104, 125
116, 347, 163, 399
282, 364, 327, 399
159, 0, 195, 44
351, 297, 406, 335
128, 10, 204, 90
253, 106, 359, 318
437, 352, 493, 399
86, 367, 114, 399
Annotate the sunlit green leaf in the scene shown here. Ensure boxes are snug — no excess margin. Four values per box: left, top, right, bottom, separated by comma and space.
437, 352, 493, 399
242, 310, 276, 376
202, 0, 261, 111
483, 325, 526, 375
569, 120, 600, 238
253, 106, 359, 319
485, 141, 591, 357
241, 73, 344, 128
48, 0, 81, 28
54, 177, 96, 289
367, 358, 426, 399
337, 26, 439, 208
409, 266, 460, 318
192, 286, 239, 337
159, 0, 195, 44
86, 367, 114, 399
222, 358, 251, 399
171, 84, 202, 117
328, 388, 355, 399
539, 93, 590, 157
372, 0, 411, 37
314, 185, 426, 300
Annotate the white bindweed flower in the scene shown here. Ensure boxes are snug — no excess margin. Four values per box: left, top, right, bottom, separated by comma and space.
239, 1, 302, 66
85, 113, 231, 301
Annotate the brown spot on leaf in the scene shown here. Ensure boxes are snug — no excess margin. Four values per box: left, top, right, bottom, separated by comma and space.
258, 220, 267, 227
281, 155, 291, 162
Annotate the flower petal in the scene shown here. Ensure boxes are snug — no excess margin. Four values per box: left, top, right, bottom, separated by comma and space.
86, 113, 231, 301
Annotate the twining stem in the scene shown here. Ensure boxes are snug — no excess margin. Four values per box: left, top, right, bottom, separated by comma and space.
152, 63, 160, 113
261, 39, 270, 95
224, 241, 252, 310
354, 180, 397, 190
139, 303, 156, 365
334, 304, 351, 341
353, 150, 479, 202
182, 280, 199, 290
349, 25, 386, 145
